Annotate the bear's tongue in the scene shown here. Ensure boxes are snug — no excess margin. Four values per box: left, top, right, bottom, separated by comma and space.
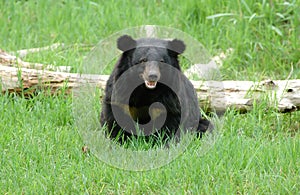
145, 81, 157, 89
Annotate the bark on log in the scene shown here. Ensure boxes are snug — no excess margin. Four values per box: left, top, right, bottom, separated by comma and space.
0, 64, 108, 95
1, 64, 299, 113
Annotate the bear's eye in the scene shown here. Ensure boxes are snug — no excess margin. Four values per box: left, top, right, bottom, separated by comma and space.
160, 59, 165, 63
139, 58, 147, 63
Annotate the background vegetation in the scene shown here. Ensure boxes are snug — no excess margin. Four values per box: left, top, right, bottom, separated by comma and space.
1, 0, 299, 194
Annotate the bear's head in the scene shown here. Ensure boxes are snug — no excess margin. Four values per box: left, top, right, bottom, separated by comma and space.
116, 35, 186, 89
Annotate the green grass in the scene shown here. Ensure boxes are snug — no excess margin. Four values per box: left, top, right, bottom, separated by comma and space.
1, 0, 300, 194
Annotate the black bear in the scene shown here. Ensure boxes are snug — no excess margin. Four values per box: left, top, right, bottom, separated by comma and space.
100, 35, 210, 144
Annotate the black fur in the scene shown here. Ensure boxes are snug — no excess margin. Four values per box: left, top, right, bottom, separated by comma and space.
100, 35, 210, 143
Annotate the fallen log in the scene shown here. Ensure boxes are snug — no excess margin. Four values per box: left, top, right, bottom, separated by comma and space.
1, 64, 299, 113
0, 64, 108, 95
1, 48, 71, 72
12, 43, 65, 58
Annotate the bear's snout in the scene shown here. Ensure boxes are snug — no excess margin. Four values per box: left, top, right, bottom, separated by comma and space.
148, 74, 158, 81
142, 62, 161, 89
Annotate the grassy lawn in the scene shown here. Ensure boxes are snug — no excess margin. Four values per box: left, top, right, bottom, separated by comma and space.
1, 0, 299, 194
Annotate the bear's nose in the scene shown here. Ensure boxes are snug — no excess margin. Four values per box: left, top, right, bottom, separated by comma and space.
148, 74, 158, 81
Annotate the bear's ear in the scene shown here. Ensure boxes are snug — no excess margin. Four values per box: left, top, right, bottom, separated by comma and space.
117, 35, 136, 52
168, 39, 186, 54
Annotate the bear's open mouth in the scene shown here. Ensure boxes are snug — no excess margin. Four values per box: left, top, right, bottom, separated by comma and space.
145, 80, 157, 89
